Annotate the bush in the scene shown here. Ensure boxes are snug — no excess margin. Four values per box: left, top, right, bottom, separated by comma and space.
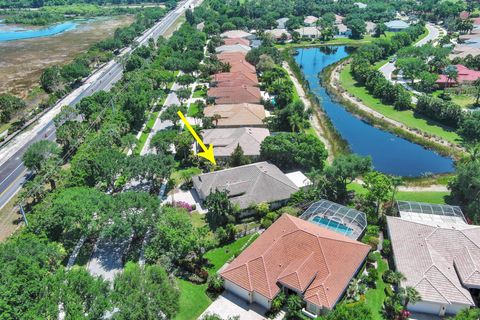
367, 252, 376, 264
367, 236, 379, 250
382, 239, 392, 257
384, 285, 394, 297
207, 274, 224, 298
416, 95, 464, 128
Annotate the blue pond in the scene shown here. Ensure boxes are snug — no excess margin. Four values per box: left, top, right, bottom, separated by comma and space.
0, 21, 77, 42
294, 46, 454, 176
311, 216, 353, 235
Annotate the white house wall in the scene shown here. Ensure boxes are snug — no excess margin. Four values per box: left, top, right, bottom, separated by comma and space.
224, 279, 251, 302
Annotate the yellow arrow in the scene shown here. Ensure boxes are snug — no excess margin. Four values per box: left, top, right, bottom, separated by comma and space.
177, 111, 216, 165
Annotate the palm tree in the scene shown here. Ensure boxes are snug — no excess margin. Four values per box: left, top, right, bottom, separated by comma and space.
389, 271, 406, 286
473, 78, 480, 106
389, 176, 404, 207
211, 113, 221, 126
401, 286, 421, 309
444, 65, 458, 87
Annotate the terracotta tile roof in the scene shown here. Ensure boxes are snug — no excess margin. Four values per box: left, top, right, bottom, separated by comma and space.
192, 162, 299, 209
203, 103, 266, 127
387, 216, 480, 306
212, 71, 259, 87
221, 214, 370, 308
208, 85, 261, 104
224, 38, 250, 46
437, 64, 480, 85
217, 55, 256, 75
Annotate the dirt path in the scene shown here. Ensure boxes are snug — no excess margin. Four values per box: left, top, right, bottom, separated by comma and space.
283, 62, 335, 163
331, 61, 463, 153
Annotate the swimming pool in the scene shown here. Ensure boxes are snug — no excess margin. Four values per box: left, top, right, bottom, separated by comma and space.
311, 216, 353, 235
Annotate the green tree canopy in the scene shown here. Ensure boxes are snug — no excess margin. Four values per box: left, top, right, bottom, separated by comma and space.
260, 132, 327, 172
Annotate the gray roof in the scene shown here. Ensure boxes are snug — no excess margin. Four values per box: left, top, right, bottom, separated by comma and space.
385, 20, 410, 29
215, 44, 251, 54
387, 216, 480, 307
202, 127, 270, 157
276, 17, 289, 29
294, 26, 321, 37
192, 162, 299, 209
220, 30, 252, 39
265, 29, 291, 39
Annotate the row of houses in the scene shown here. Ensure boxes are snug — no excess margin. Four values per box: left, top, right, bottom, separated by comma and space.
452, 17, 480, 58
266, 16, 410, 41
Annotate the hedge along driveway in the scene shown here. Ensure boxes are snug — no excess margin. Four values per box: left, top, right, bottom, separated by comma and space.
340, 64, 460, 144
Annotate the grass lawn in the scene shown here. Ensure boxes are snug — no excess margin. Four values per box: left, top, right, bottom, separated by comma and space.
204, 233, 259, 275
175, 279, 211, 320
175, 234, 259, 320
340, 64, 460, 144
347, 182, 450, 204
432, 90, 476, 108
193, 88, 207, 98
395, 191, 449, 204
364, 252, 388, 320
170, 167, 202, 186
187, 102, 199, 117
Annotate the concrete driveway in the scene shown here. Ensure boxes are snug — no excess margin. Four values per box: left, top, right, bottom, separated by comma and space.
199, 292, 268, 320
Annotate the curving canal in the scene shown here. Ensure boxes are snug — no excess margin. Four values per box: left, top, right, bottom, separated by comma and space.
294, 46, 454, 177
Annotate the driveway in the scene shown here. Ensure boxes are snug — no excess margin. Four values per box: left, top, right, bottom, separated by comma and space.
199, 292, 268, 320
410, 312, 443, 320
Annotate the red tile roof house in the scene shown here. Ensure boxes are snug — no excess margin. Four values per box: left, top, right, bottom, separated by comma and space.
212, 72, 259, 87
223, 38, 251, 46
208, 85, 261, 104
220, 214, 370, 316
436, 64, 480, 87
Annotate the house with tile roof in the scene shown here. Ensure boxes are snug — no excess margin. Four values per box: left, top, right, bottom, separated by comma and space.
387, 214, 480, 316
385, 20, 410, 32
201, 127, 270, 160
220, 214, 370, 315
436, 64, 480, 87
215, 44, 251, 54
203, 103, 267, 128
295, 26, 321, 39
304, 15, 319, 26
208, 85, 261, 104
276, 17, 289, 29
265, 29, 292, 41
192, 162, 305, 211
223, 38, 250, 46
221, 30, 253, 39
212, 72, 259, 88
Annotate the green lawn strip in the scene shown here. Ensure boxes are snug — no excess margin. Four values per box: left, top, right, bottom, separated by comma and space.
134, 111, 159, 155
175, 279, 211, 320
364, 252, 388, 320
187, 102, 199, 117
348, 182, 450, 204
395, 191, 449, 204
192, 88, 206, 98
204, 233, 259, 276
340, 65, 460, 144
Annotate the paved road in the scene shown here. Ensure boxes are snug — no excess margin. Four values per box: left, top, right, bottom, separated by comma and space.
0, 0, 197, 210
379, 23, 445, 81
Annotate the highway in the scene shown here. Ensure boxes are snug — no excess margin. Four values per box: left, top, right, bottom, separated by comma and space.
0, 0, 197, 210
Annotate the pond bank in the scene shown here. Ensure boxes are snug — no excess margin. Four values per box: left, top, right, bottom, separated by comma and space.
329, 59, 464, 158
294, 46, 454, 177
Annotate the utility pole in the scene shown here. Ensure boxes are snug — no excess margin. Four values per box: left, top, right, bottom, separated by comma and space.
19, 204, 28, 226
